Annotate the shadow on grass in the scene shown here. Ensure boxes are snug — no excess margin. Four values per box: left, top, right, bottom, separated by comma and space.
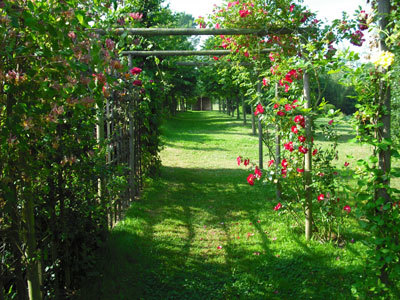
79, 166, 364, 300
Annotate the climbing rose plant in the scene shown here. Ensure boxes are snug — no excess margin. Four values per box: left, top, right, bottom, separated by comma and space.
209, 0, 367, 241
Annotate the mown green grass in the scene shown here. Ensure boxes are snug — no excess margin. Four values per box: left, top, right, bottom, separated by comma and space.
79, 111, 381, 299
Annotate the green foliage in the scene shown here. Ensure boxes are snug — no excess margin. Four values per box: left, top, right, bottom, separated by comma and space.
0, 0, 180, 297
339, 58, 400, 296
318, 72, 357, 115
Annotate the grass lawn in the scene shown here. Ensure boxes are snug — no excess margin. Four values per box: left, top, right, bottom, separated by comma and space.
79, 110, 387, 299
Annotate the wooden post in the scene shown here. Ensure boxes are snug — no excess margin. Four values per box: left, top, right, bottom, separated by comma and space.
257, 83, 263, 169
275, 83, 282, 201
218, 99, 221, 112
303, 72, 313, 241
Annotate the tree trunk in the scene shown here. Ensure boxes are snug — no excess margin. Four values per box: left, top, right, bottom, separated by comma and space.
0, 280, 4, 300
377, 0, 391, 285
242, 98, 247, 125
24, 193, 42, 300
219, 99, 221, 112
251, 106, 256, 135
236, 97, 240, 119
9, 184, 27, 300
303, 72, 313, 241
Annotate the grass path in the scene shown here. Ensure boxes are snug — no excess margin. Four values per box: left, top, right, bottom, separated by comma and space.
79, 111, 367, 299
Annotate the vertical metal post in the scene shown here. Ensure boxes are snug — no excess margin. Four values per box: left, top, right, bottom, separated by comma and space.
303, 72, 313, 241
275, 83, 281, 201
96, 110, 105, 193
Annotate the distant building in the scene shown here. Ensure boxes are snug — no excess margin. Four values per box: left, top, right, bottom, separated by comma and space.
193, 97, 212, 111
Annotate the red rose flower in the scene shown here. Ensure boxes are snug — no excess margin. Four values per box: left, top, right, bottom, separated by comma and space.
284, 104, 292, 111
294, 115, 304, 124
247, 173, 255, 185
254, 166, 262, 178
298, 135, 306, 143
244, 159, 249, 166
317, 194, 324, 202
274, 202, 282, 211
328, 119, 334, 125
239, 9, 250, 17
133, 80, 142, 86
298, 145, 308, 154
237, 156, 242, 166
291, 125, 298, 134
273, 103, 279, 109
344, 162, 349, 167
255, 103, 264, 115
343, 205, 351, 213
284, 142, 294, 152
269, 52, 275, 62
277, 111, 285, 116
268, 159, 274, 167
281, 159, 288, 168
297, 168, 304, 173
284, 83, 290, 93
130, 67, 142, 75
312, 149, 318, 156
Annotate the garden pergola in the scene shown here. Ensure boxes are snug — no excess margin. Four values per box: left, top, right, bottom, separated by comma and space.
98, 25, 312, 237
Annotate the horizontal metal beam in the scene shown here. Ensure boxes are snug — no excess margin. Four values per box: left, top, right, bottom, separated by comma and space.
93, 27, 297, 36
121, 49, 273, 57
175, 61, 253, 67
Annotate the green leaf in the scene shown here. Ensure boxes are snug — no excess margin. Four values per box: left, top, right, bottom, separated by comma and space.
76, 11, 88, 27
